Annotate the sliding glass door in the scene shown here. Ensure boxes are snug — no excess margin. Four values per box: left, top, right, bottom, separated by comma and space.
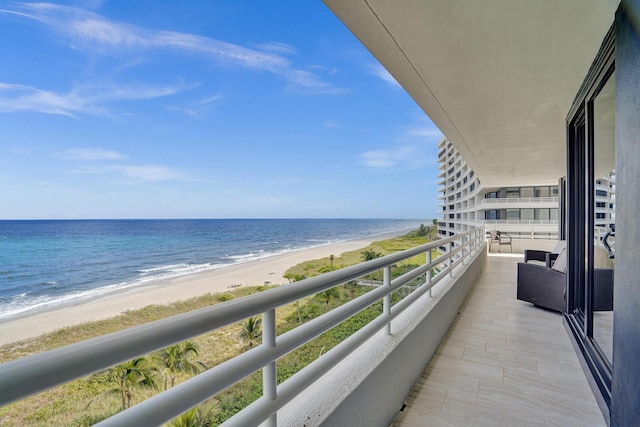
566, 26, 615, 412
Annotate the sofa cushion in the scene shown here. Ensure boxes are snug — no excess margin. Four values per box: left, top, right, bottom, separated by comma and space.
551, 248, 567, 273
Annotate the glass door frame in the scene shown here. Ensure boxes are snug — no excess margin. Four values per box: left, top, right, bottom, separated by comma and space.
565, 24, 615, 414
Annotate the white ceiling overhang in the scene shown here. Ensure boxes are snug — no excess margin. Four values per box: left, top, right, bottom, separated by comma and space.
324, 0, 619, 187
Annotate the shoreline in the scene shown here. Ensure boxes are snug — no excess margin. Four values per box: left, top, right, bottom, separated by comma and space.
0, 228, 413, 346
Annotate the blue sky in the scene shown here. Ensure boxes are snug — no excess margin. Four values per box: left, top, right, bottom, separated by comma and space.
0, 1, 443, 220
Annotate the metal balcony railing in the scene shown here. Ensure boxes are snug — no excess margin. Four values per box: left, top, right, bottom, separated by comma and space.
478, 197, 559, 205
483, 219, 558, 225
0, 229, 485, 427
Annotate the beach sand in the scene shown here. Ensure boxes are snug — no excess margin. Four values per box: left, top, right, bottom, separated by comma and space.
0, 230, 411, 346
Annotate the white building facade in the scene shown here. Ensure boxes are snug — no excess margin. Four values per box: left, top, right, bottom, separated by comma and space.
437, 137, 560, 241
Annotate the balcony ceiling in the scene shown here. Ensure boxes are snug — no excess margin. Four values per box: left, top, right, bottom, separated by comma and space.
324, 0, 619, 187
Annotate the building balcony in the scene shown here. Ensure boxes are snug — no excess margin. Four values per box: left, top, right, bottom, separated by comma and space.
478, 197, 559, 209
391, 254, 604, 426
0, 233, 605, 426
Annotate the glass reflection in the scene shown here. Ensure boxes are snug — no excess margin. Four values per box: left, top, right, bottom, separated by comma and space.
592, 72, 615, 364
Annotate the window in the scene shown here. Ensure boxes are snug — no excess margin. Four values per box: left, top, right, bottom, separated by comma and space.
596, 189, 608, 197
596, 202, 606, 208
506, 209, 519, 219
535, 208, 550, 220
506, 188, 520, 198
596, 213, 607, 219
521, 209, 534, 220
521, 187, 534, 198
535, 186, 551, 197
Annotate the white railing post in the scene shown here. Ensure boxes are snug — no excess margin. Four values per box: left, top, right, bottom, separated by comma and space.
449, 241, 454, 277
427, 249, 432, 297
461, 236, 466, 264
383, 266, 391, 335
263, 309, 277, 427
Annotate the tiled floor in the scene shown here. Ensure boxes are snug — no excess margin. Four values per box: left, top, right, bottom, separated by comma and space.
392, 254, 606, 427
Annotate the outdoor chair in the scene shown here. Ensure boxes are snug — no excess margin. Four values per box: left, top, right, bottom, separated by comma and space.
524, 240, 566, 267
489, 230, 512, 253
517, 248, 614, 312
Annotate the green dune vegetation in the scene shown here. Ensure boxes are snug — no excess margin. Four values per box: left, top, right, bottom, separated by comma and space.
0, 225, 438, 426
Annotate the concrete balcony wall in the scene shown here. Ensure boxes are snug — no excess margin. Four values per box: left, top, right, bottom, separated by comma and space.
278, 244, 487, 426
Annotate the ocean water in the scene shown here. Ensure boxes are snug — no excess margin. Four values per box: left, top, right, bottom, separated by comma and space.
0, 218, 423, 321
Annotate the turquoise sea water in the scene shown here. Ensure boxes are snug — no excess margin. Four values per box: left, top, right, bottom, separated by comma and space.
0, 218, 423, 320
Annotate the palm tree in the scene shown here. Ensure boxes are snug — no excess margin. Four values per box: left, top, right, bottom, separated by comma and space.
322, 287, 339, 311
360, 248, 382, 261
361, 249, 383, 283
240, 316, 262, 348
110, 357, 158, 410
169, 402, 216, 427
284, 273, 307, 323
154, 341, 206, 390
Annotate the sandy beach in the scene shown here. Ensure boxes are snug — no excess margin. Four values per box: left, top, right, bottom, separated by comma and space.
0, 230, 410, 346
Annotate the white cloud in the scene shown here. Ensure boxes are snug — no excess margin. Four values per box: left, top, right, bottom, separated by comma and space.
112, 165, 186, 182
200, 93, 223, 105
322, 120, 342, 128
252, 42, 297, 55
56, 148, 126, 160
366, 63, 401, 88
408, 127, 443, 139
70, 164, 188, 182
361, 145, 433, 169
0, 81, 190, 117
286, 70, 349, 95
1, 3, 345, 95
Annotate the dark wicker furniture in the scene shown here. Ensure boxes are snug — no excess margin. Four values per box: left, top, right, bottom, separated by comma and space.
523, 241, 566, 266
517, 263, 614, 312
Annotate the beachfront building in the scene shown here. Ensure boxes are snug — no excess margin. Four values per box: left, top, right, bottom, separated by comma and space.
1, 2, 638, 426
595, 172, 617, 241
438, 136, 617, 252
437, 137, 560, 241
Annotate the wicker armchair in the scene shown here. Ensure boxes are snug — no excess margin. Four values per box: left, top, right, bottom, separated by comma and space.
523, 240, 566, 266
517, 248, 614, 312
517, 262, 566, 312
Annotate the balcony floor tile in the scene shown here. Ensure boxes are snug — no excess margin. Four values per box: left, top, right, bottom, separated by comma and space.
391, 254, 605, 427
